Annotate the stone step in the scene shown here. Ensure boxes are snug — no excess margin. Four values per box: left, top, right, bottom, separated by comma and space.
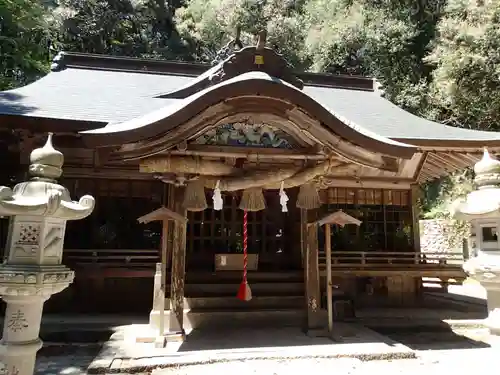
423, 292, 486, 312
150, 308, 306, 330
180, 282, 304, 296
184, 271, 304, 284
163, 295, 304, 311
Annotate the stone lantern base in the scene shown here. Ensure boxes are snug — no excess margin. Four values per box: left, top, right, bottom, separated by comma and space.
483, 283, 500, 335
463, 256, 500, 335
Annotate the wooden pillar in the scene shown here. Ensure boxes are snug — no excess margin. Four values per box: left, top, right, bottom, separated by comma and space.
325, 224, 333, 333
305, 222, 321, 332
386, 275, 417, 306
157, 219, 169, 338
300, 209, 307, 267
411, 184, 421, 253
169, 187, 187, 337
411, 184, 422, 297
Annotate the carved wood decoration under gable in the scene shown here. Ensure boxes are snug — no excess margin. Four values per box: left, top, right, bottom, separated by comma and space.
110, 98, 402, 174
191, 122, 296, 149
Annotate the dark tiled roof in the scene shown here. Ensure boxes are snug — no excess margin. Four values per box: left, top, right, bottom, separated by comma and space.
1, 52, 499, 144
0, 67, 191, 123
305, 86, 500, 142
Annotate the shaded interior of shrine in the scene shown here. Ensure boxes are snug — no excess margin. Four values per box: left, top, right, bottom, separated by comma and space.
55, 180, 413, 271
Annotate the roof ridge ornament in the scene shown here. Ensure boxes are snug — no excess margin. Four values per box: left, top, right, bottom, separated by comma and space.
211, 26, 245, 66
50, 51, 67, 72
254, 30, 267, 66
208, 30, 303, 90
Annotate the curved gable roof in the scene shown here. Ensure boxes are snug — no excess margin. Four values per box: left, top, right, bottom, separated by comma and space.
81, 71, 415, 159
1, 51, 500, 150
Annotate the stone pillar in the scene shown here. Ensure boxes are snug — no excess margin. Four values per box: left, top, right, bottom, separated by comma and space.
0, 133, 95, 375
483, 282, 500, 334
0, 296, 45, 375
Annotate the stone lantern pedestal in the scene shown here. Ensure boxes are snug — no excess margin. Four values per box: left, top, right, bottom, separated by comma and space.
453, 149, 500, 335
0, 134, 95, 375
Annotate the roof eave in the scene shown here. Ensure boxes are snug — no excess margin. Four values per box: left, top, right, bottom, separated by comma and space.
394, 138, 500, 151
0, 114, 106, 133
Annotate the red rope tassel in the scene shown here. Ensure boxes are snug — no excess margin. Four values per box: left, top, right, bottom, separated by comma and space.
237, 210, 252, 301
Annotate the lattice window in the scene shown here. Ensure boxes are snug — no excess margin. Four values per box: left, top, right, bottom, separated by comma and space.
62, 178, 164, 250
187, 191, 286, 255
319, 188, 412, 252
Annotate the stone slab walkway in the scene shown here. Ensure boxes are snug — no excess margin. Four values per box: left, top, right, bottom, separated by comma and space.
30, 306, 495, 374
87, 323, 415, 374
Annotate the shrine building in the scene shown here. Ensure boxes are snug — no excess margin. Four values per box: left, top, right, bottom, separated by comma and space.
1, 35, 499, 331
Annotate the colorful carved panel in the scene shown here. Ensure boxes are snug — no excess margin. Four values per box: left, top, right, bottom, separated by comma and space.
192, 123, 295, 149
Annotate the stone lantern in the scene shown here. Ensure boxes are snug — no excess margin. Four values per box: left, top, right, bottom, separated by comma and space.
452, 149, 500, 335
0, 134, 95, 375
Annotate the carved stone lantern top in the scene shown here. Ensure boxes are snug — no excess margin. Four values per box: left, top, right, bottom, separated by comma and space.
474, 148, 500, 189
29, 132, 64, 180
452, 149, 500, 221
0, 133, 95, 220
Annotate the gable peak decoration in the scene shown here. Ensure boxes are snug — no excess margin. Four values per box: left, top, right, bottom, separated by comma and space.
254, 30, 267, 66
211, 26, 244, 66
192, 122, 296, 149
209, 30, 303, 90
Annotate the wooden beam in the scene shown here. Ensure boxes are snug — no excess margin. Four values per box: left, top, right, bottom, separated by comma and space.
433, 152, 464, 170
319, 177, 413, 190
414, 151, 428, 182
426, 153, 458, 174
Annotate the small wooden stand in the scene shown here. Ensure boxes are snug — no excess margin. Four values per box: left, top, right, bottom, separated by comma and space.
138, 206, 188, 347
309, 210, 361, 336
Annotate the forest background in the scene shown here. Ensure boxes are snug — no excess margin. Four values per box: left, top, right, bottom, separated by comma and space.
2, 0, 499, 218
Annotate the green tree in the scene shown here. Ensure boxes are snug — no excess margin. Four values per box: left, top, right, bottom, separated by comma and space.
302, 0, 445, 112
427, 0, 500, 131
175, 0, 307, 65
0, 0, 54, 89
55, 0, 189, 59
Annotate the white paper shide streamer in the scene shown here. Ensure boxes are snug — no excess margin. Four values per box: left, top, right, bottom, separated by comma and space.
213, 180, 223, 210
279, 181, 288, 212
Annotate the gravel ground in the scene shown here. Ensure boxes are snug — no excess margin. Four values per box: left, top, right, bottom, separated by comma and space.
152, 351, 498, 375
33, 345, 497, 375
35, 345, 102, 375
32, 329, 498, 375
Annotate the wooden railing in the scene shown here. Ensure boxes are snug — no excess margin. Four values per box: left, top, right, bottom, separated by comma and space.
63, 248, 464, 278
64, 249, 159, 268
319, 251, 464, 268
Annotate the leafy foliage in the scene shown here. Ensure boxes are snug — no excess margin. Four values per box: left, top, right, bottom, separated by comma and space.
3, 0, 500, 216
421, 169, 474, 219
0, 0, 55, 89
55, 0, 189, 59
426, 0, 500, 130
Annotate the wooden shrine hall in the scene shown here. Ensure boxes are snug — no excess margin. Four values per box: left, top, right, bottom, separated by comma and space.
1, 32, 500, 332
